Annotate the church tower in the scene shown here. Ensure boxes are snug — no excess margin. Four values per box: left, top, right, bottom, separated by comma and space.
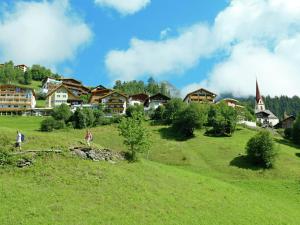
255, 80, 265, 112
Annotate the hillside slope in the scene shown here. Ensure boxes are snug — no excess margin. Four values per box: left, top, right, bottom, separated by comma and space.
0, 117, 300, 225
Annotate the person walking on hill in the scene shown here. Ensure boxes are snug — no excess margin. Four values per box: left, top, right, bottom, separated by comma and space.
16, 131, 22, 150
85, 130, 93, 147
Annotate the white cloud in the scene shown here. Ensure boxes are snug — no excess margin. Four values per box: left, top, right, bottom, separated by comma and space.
95, 0, 150, 15
0, 0, 92, 68
160, 28, 172, 39
106, 0, 300, 97
106, 24, 215, 81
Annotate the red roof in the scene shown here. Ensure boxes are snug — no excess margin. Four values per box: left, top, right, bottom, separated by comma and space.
256, 80, 262, 103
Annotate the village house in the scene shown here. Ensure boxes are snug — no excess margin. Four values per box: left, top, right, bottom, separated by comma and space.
41, 77, 90, 96
282, 115, 296, 129
255, 80, 279, 127
94, 90, 128, 114
184, 88, 217, 104
0, 84, 36, 115
59, 78, 90, 96
89, 85, 112, 104
129, 93, 149, 106
46, 84, 82, 108
218, 98, 244, 108
41, 77, 62, 94
144, 93, 170, 110
15, 64, 28, 73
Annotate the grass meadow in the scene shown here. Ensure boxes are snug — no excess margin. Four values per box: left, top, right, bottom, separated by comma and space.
0, 116, 300, 225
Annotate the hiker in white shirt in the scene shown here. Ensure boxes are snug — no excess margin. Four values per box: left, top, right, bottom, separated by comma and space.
16, 131, 22, 150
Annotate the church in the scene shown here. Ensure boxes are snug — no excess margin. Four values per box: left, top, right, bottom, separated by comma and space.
255, 80, 279, 127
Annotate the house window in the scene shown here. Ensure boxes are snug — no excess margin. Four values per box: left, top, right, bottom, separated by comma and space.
57, 95, 60, 98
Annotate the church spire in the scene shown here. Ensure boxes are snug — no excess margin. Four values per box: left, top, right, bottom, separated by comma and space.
255, 79, 265, 112
256, 79, 262, 103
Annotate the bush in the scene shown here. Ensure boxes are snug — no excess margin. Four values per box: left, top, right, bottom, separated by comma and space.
284, 128, 293, 139
151, 105, 165, 121
0, 134, 10, 147
126, 105, 144, 117
246, 131, 277, 168
41, 117, 57, 132
0, 149, 14, 166
292, 115, 300, 145
172, 103, 206, 138
209, 103, 238, 136
163, 98, 186, 124
51, 104, 72, 123
82, 108, 95, 127
54, 120, 66, 130
72, 108, 87, 129
96, 117, 113, 126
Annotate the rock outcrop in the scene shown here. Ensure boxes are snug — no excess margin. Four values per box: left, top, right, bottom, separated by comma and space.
70, 147, 125, 162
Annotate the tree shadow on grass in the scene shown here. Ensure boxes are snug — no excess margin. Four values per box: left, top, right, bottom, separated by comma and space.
296, 153, 300, 158
158, 127, 193, 142
229, 155, 262, 171
274, 139, 300, 150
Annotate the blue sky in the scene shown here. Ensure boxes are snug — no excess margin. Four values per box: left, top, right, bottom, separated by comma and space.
1, 0, 300, 97
63, 0, 228, 87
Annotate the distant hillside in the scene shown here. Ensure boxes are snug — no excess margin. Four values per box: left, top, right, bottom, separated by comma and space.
219, 94, 300, 119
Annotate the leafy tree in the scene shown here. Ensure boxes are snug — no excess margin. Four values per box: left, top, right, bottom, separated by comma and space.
118, 112, 150, 161
82, 108, 95, 127
246, 131, 277, 168
51, 104, 72, 123
292, 114, 300, 145
40, 117, 57, 132
23, 70, 32, 85
209, 103, 238, 136
163, 98, 186, 124
72, 108, 87, 129
126, 104, 144, 117
151, 105, 165, 121
172, 103, 206, 138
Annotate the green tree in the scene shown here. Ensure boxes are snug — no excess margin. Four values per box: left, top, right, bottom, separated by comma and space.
72, 108, 87, 129
172, 103, 206, 138
151, 105, 165, 121
118, 112, 150, 161
292, 114, 300, 145
126, 104, 144, 117
23, 70, 32, 85
246, 131, 277, 168
51, 104, 72, 123
163, 98, 186, 124
210, 103, 238, 136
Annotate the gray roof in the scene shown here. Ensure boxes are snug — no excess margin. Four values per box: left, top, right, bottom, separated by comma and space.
256, 110, 278, 119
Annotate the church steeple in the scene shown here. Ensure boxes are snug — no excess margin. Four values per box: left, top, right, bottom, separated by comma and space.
255, 79, 265, 112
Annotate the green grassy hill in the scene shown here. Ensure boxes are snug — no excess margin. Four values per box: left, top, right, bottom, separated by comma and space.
0, 117, 300, 225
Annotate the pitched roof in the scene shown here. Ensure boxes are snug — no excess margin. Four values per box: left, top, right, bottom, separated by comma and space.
184, 88, 217, 102
256, 80, 262, 103
96, 90, 128, 100
46, 84, 80, 100
129, 93, 149, 102
256, 110, 278, 119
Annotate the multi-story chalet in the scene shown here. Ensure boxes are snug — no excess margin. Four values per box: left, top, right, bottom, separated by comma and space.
46, 84, 82, 108
184, 88, 217, 104
218, 98, 244, 108
15, 64, 28, 73
129, 93, 149, 106
59, 78, 90, 96
255, 80, 279, 127
0, 85, 36, 115
41, 77, 62, 94
96, 91, 128, 114
89, 85, 111, 104
41, 77, 90, 96
276, 115, 296, 129
144, 93, 170, 109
